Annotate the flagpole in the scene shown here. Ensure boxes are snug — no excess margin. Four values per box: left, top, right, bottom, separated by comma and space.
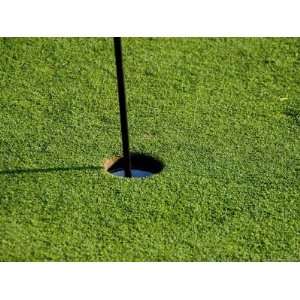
113, 37, 132, 177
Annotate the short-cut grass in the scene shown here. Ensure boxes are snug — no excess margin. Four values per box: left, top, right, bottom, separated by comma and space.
0, 38, 299, 261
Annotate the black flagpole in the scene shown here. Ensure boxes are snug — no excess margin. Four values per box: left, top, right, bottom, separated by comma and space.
113, 37, 132, 178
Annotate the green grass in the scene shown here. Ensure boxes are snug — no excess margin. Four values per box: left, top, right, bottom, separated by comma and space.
0, 38, 299, 261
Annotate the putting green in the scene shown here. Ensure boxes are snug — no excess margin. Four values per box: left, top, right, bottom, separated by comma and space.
0, 38, 299, 261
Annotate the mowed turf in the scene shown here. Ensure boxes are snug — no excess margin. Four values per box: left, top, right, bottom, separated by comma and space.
0, 38, 299, 261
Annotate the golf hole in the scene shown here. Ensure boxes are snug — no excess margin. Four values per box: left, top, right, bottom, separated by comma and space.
104, 153, 164, 178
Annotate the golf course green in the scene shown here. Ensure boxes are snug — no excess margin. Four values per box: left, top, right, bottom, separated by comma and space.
0, 38, 299, 261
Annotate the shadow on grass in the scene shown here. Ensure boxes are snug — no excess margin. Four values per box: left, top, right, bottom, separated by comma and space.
284, 108, 300, 126
0, 165, 100, 175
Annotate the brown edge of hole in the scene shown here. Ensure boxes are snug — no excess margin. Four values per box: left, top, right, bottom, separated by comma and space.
103, 152, 164, 175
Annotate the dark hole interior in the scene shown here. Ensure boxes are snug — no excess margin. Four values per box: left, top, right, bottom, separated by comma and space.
104, 153, 164, 178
